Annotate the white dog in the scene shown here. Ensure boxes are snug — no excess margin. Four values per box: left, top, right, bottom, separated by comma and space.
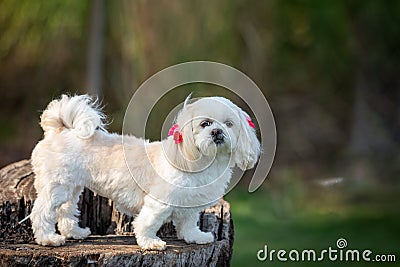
30, 94, 260, 250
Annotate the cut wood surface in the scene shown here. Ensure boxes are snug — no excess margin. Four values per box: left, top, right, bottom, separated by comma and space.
0, 160, 234, 266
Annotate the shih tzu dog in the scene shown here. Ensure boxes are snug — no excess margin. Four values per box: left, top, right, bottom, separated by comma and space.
30, 94, 260, 250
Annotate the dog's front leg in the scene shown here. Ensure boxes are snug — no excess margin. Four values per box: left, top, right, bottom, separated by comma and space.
133, 196, 171, 250
174, 209, 215, 245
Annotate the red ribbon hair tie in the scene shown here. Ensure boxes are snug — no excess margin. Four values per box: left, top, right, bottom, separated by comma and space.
245, 116, 256, 129
168, 124, 183, 144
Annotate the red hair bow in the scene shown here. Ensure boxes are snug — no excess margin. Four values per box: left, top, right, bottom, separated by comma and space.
168, 124, 183, 144
246, 116, 256, 129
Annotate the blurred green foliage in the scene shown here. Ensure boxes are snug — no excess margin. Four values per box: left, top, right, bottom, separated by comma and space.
1, 1, 399, 266
227, 175, 400, 266
1, 0, 399, 171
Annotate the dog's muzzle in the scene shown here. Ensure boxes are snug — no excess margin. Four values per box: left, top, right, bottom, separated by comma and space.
211, 128, 225, 145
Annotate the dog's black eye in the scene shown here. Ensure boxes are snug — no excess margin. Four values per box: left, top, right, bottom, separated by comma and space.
225, 120, 233, 128
200, 120, 212, 128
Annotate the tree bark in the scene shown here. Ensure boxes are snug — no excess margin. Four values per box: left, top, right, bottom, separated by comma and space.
0, 160, 233, 266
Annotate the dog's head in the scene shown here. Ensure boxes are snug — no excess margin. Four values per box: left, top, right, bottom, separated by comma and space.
170, 96, 261, 171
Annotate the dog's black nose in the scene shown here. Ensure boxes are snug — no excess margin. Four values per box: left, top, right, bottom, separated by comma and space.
211, 128, 225, 145
211, 128, 223, 136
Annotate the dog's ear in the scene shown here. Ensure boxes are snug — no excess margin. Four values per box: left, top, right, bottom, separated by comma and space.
233, 109, 261, 171
165, 102, 201, 173
177, 104, 200, 162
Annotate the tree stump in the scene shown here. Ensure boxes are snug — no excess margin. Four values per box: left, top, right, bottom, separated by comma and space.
0, 160, 234, 266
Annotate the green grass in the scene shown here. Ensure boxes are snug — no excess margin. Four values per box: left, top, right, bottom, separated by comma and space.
225, 183, 400, 267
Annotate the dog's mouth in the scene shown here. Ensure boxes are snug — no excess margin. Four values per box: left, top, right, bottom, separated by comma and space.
213, 137, 225, 145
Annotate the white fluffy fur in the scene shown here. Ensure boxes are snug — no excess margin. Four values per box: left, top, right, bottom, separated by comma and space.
30, 94, 260, 250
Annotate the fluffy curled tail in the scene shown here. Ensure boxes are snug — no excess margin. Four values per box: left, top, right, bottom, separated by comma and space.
40, 94, 106, 139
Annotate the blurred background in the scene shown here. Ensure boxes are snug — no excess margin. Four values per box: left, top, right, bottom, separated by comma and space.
0, 1, 399, 266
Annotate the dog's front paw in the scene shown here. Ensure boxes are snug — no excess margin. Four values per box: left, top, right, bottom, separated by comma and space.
184, 231, 214, 244
36, 233, 66, 246
194, 232, 214, 244
136, 236, 167, 251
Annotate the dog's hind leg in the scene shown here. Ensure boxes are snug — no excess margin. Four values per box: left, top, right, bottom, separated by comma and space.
57, 186, 91, 240
31, 183, 73, 246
